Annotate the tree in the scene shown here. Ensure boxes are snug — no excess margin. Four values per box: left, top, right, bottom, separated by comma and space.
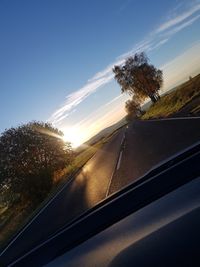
113, 52, 163, 103
0, 121, 74, 204
125, 96, 142, 121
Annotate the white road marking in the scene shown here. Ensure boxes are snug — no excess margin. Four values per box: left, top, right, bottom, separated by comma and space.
105, 169, 115, 198
105, 133, 125, 197
120, 135, 125, 145
117, 151, 123, 170
144, 116, 200, 122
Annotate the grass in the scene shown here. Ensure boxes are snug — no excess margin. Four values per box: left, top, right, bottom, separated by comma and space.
142, 73, 200, 119
0, 202, 31, 248
0, 129, 119, 250
191, 103, 200, 114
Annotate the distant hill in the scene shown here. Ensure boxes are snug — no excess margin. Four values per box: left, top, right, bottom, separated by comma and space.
76, 117, 127, 153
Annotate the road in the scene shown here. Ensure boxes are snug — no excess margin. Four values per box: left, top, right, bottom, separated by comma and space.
1, 117, 200, 266
108, 118, 200, 194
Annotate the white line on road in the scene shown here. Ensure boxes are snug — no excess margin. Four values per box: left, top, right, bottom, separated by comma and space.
144, 116, 200, 122
120, 135, 125, 145
117, 151, 123, 170
105, 133, 125, 197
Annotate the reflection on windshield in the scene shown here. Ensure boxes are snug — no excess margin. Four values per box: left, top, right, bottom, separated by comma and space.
0, 0, 200, 261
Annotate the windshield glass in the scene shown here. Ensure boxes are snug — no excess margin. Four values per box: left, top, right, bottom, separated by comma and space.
1, 0, 200, 260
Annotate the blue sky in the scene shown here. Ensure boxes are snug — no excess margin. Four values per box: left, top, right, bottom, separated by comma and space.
1, 0, 200, 146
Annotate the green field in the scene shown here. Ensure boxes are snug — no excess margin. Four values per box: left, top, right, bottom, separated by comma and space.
142, 73, 200, 119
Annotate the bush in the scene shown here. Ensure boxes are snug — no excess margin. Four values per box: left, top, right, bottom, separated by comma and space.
0, 121, 74, 205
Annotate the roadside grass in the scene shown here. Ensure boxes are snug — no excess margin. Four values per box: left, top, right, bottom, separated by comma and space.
0, 202, 31, 248
191, 103, 200, 114
0, 128, 120, 250
142, 73, 200, 119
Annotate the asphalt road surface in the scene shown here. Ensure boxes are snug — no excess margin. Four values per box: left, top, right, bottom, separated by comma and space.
1, 117, 200, 266
108, 118, 200, 194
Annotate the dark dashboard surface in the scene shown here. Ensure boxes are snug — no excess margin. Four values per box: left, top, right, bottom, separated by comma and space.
45, 177, 200, 267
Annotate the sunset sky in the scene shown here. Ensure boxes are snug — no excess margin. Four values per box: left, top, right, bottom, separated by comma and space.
1, 0, 200, 147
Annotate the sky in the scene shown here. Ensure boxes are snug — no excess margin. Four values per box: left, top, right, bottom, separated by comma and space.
0, 0, 200, 147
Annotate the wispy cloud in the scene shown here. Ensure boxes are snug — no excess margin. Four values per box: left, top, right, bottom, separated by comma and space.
103, 94, 124, 107
49, 0, 200, 126
148, 38, 169, 51
155, 2, 200, 33
163, 13, 200, 36
49, 73, 113, 124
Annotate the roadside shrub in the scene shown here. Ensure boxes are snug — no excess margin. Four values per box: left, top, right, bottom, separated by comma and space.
0, 121, 74, 205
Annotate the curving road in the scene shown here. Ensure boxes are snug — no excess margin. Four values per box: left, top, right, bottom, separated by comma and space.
1, 117, 200, 266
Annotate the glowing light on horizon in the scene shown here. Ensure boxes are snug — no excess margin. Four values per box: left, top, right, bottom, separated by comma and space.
62, 127, 84, 148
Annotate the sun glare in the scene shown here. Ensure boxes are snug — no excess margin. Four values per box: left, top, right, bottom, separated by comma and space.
62, 127, 83, 148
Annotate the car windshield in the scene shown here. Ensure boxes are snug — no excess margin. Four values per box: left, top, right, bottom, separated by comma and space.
0, 0, 200, 261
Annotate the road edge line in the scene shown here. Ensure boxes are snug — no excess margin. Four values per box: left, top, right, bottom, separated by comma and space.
142, 116, 200, 122
106, 132, 125, 197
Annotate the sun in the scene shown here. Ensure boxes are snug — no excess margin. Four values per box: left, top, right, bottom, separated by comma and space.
62, 127, 83, 148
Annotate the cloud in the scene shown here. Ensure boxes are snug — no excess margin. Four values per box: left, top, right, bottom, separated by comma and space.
49, 73, 113, 124
163, 13, 200, 36
49, 0, 200, 126
103, 94, 124, 107
155, 2, 200, 33
148, 38, 169, 51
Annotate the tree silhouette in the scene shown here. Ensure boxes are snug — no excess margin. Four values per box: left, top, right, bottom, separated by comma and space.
0, 121, 74, 204
113, 52, 163, 103
125, 96, 142, 121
